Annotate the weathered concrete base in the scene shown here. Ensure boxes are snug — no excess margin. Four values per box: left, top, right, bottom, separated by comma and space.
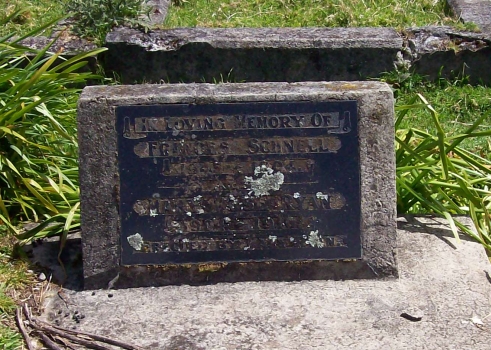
41, 216, 491, 349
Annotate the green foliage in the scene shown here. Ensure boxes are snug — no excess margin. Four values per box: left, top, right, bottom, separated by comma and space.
67, 0, 149, 44
0, 10, 107, 244
164, 0, 460, 29
395, 93, 491, 255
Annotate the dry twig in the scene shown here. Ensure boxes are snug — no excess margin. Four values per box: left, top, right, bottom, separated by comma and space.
15, 307, 35, 350
37, 332, 64, 350
19, 302, 143, 350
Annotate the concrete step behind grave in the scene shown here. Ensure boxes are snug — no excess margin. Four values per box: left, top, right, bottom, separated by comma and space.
104, 24, 491, 84
104, 27, 403, 84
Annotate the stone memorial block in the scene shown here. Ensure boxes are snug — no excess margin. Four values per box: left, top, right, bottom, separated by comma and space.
78, 82, 397, 289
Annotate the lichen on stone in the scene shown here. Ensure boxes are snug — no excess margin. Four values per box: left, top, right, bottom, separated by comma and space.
127, 233, 143, 251
245, 165, 284, 197
306, 230, 325, 248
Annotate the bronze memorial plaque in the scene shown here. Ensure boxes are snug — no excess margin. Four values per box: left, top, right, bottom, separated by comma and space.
116, 101, 360, 265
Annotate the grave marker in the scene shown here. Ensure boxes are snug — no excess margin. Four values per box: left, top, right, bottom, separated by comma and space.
78, 82, 397, 289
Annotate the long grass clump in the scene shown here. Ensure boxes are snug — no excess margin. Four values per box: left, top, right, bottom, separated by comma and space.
395, 92, 491, 256
0, 10, 106, 245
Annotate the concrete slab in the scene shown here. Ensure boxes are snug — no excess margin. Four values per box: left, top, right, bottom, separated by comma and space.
40, 216, 491, 349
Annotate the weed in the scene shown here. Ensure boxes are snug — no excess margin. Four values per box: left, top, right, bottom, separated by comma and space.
67, 0, 150, 44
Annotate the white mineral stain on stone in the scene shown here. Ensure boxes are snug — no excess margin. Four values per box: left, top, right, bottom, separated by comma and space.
306, 230, 325, 248
149, 209, 158, 217
245, 166, 284, 197
316, 192, 329, 201
293, 192, 301, 199
127, 233, 143, 251
269, 235, 277, 243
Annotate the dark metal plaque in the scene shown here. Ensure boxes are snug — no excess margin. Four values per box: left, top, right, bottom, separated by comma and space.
116, 101, 360, 265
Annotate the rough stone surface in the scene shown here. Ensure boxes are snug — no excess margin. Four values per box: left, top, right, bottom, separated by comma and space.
104, 27, 402, 83
448, 0, 491, 32
18, 36, 98, 54
403, 26, 491, 84
140, 0, 170, 27
78, 82, 396, 289
41, 216, 491, 349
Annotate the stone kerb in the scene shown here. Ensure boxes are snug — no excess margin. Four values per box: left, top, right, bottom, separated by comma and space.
105, 27, 403, 84
78, 81, 397, 289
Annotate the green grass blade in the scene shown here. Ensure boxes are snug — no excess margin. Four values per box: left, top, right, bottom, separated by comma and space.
442, 212, 461, 244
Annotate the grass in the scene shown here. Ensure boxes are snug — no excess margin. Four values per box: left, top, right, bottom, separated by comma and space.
0, 227, 32, 350
387, 74, 491, 157
0, 0, 69, 37
0, 323, 22, 350
164, 0, 463, 29
1, 0, 150, 45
